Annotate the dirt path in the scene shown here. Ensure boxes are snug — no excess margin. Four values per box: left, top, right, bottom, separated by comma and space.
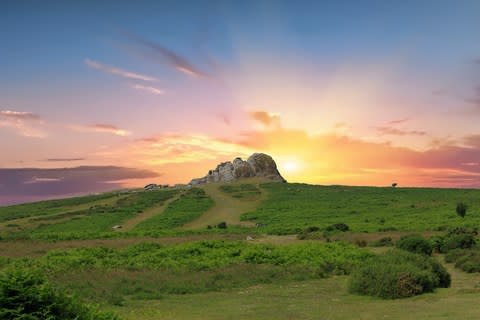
118, 193, 183, 232
182, 183, 266, 229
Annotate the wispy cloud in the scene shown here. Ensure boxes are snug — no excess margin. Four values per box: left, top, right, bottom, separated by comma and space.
0, 109, 46, 138
71, 123, 131, 136
386, 118, 410, 125
0, 110, 41, 120
85, 58, 157, 81
131, 84, 165, 95
124, 33, 207, 78
250, 111, 281, 127
375, 126, 427, 136
41, 158, 86, 162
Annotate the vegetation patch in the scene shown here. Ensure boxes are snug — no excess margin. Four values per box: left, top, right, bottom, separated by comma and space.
241, 183, 480, 234
395, 235, 433, 255
219, 184, 261, 200
27, 190, 179, 235
0, 192, 119, 222
134, 188, 213, 231
0, 267, 119, 319
349, 250, 451, 299
445, 249, 480, 273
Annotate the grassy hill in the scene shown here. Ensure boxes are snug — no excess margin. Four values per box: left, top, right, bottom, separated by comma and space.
1, 181, 480, 319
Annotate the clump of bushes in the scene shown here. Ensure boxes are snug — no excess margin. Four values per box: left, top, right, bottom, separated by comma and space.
396, 235, 433, 255
0, 267, 119, 320
445, 249, 480, 273
349, 250, 450, 299
431, 227, 477, 253
370, 237, 393, 247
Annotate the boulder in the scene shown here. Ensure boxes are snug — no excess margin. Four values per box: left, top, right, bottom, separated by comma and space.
189, 153, 286, 185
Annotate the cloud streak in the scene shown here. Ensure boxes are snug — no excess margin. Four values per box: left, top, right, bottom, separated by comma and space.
131, 84, 165, 95
0, 109, 46, 138
85, 58, 157, 81
72, 124, 131, 137
124, 33, 207, 78
42, 158, 86, 162
375, 126, 427, 136
250, 111, 281, 127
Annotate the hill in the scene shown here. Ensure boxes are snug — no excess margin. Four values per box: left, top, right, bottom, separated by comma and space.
1, 181, 480, 320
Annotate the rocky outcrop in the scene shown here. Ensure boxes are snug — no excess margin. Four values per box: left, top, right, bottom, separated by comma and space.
189, 153, 286, 185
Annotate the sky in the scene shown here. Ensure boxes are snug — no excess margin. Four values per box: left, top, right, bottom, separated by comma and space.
1, 0, 480, 205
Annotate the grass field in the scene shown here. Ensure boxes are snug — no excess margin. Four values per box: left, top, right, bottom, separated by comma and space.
242, 183, 480, 234
1, 181, 480, 319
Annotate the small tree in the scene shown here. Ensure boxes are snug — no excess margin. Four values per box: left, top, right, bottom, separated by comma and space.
456, 202, 467, 218
392, 183, 398, 188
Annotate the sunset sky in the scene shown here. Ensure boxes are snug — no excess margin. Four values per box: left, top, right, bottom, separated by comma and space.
2, 0, 480, 204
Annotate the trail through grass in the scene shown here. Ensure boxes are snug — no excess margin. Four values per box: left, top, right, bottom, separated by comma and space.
183, 181, 266, 229
118, 192, 183, 232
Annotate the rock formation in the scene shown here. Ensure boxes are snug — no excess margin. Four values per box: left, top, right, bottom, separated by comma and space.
189, 153, 286, 185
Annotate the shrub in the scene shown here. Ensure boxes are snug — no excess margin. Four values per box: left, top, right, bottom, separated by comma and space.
445, 249, 480, 273
325, 223, 349, 233
456, 202, 467, 218
217, 222, 227, 229
0, 267, 119, 320
371, 237, 393, 247
349, 250, 450, 299
396, 235, 433, 256
432, 228, 477, 253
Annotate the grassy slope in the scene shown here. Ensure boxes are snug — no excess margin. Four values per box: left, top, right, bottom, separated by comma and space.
182, 182, 264, 229
3, 181, 480, 319
134, 188, 213, 231
242, 183, 480, 233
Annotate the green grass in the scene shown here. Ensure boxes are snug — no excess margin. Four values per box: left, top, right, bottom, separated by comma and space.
134, 188, 214, 231
0, 192, 119, 222
219, 183, 262, 199
3, 181, 480, 318
241, 183, 480, 234
3, 240, 371, 305
25, 190, 179, 236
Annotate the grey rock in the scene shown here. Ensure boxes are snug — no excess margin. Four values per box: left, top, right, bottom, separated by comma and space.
189, 153, 285, 185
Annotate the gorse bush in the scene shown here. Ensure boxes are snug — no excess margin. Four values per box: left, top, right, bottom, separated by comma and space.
456, 202, 467, 218
431, 227, 477, 253
396, 235, 433, 255
0, 267, 119, 320
325, 223, 349, 233
445, 249, 480, 273
349, 250, 450, 299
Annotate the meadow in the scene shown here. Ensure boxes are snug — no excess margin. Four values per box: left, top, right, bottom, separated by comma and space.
1, 181, 480, 319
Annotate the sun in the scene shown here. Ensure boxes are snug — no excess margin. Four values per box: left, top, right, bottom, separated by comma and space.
281, 160, 301, 173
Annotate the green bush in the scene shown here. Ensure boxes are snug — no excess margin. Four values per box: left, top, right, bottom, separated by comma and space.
445, 249, 480, 273
396, 235, 433, 255
0, 267, 119, 320
456, 202, 467, 218
325, 223, 349, 232
349, 250, 450, 299
217, 222, 227, 229
432, 228, 477, 253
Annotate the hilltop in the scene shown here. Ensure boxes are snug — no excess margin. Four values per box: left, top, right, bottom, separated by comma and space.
189, 153, 286, 185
